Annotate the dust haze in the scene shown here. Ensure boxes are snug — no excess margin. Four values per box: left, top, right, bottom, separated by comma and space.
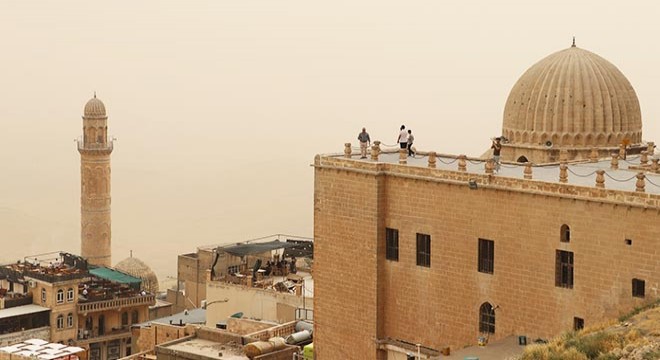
2, 0, 660, 282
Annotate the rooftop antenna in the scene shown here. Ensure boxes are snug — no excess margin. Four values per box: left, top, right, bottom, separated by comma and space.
572, 36, 576, 47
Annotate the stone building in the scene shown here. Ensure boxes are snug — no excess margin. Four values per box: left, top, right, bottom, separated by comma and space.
313, 43, 660, 359
78, 94, 114, 267
0, 252, 155, 360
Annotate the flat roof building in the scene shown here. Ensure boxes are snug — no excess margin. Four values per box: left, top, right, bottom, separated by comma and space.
313, 43, 660, 359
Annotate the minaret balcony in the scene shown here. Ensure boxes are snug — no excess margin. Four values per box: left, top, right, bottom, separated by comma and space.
77, 139, 113, 153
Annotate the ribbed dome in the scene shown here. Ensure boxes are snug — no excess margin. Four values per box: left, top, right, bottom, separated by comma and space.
502, 45, 642, 148
114, 256, 159, 293
84, 95, 106, 118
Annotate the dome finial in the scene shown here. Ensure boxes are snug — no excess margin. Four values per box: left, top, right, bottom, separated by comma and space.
572, 36, 576, 47
93, 91, 97, 99
130, 250, 133, 258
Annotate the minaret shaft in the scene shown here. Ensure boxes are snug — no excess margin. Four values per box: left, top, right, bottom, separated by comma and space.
78, 96, 113, 267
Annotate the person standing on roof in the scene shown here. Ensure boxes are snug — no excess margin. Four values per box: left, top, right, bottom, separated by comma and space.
407, 129, 415, 157
397, 125, 408, 150
491, 137, 502, 172
357, 127, 371, 159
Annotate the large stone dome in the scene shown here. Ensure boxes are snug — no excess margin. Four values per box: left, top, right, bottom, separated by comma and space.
115, 256, 159, 293
502, 44, 642, 149
84, 94, 106, 118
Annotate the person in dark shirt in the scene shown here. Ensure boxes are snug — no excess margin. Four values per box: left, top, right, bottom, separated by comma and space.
491, 137, 502, 172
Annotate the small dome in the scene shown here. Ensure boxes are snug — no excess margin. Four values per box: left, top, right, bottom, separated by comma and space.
114, 256, 159, 293
84, 94, 106, 117
502, 45, 641, 148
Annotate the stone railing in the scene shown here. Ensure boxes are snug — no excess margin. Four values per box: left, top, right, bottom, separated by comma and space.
78, 294, 155, 313
315, 154, 660, 210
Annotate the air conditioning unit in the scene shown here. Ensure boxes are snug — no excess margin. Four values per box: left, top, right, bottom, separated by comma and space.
28, 280, 36, 288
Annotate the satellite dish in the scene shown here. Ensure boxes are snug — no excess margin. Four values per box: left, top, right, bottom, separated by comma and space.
545, 141, 553, 148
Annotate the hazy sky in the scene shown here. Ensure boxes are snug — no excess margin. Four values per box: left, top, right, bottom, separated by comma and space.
1, 1, 659, 282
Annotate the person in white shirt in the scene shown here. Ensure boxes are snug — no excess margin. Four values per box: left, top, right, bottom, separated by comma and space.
397, 125, 408, 149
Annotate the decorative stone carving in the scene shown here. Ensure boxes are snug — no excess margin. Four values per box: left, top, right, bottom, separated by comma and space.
485, 159, 494, 174
641, 151, 649, 165
399, 149, 407, 165
344, 143, 352, 158
371, 141, 381, 161
524, 162, 533, 179
458, 155, 467, 172
428, 152, 437, 168
559, 163, 568, 183
611, 154, 619, 170
595, 170, 605, 188
636, 173, 645, 192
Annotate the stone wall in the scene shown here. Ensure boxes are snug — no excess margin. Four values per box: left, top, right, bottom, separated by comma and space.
0, 326, 49, 347
313, 155, 660, 359
131, 323, 197, 353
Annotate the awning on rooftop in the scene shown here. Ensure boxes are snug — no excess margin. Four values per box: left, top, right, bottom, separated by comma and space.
89, 267, 142, 285
221, 240, 297, 257
0, 304, 50, 320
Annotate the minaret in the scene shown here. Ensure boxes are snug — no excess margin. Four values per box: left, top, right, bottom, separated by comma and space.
78, 94, 113, 267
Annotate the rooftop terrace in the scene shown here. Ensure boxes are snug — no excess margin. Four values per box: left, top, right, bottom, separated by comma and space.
316, 143, 660, 207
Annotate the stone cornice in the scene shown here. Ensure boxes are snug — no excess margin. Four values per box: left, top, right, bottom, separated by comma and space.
314, 155, 660, 210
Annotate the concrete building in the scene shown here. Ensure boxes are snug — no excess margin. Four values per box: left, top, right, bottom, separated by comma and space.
167, 235, 312, 314
313, 43, 660, 359
78, 94, 114, 268
0, 252, 155, 360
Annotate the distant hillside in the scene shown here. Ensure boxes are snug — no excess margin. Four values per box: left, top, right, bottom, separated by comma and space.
518, 301, 660, 360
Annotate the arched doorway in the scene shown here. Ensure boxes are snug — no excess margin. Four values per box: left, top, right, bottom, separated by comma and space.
479, 302, 495, 334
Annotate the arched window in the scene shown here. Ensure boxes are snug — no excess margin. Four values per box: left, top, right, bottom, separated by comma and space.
41, 288, 46, 303
57, 315, 64, 329
516, 156, 529, 163
479, 302, 495, 334
121, 312, 128, 326
56, 289, 64, 304
561, 224, 571, 243
67, 288, 74, 302
131, 310, 139, 324
67, 313, 74, 328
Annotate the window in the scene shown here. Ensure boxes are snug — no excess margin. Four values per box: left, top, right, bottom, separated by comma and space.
67, 288, 74, 302
41, 288, 46, 303
416, 233, 431, 267
227, 265, 240, 275
632, 278, 645, 298
121, 312, 128, 326
57, 315, 64, 329
131, 310, 139, 324
478, 239, 494, 274
479, 302, 495, 334
625, 239, 632, 246
57, 289, 64, 304
67, 313, 74, 328
560, 224, 570, 242
385, 228, 399, 261
555, 250, 574, 288
574, 317, 584, 331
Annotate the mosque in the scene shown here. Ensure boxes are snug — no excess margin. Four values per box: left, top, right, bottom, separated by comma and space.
312, 42, 660, 359
78, 94, 159, 293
